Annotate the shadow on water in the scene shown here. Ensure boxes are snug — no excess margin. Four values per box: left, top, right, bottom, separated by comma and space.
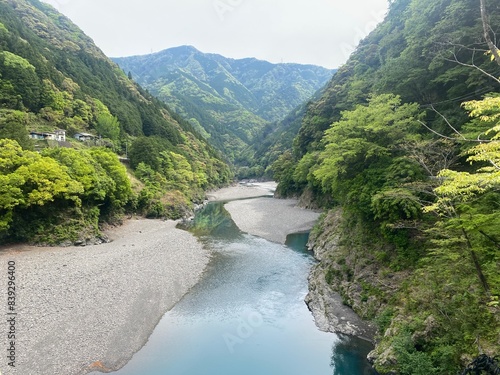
285, 231, 312, 255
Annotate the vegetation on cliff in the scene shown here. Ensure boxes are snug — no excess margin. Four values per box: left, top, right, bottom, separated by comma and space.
274, 0, 500, 373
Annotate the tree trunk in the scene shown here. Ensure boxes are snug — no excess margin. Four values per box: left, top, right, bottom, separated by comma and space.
462, 228, 490, 294
480, 0, 500, 66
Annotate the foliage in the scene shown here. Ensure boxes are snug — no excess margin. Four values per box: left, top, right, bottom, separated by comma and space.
314, 94, 422, 216
95, 112, 120, 143
0, 139, 135, 243
0, 109, 32, 148
370, 83, 500, 375
392, 329, 436, 375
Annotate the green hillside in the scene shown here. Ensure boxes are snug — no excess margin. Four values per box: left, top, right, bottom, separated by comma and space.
273, 0, 500, 373
0, 0, 232, 244
113, 46, 334, 164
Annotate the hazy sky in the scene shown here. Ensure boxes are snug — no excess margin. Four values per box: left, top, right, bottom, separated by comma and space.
40, 0, 389, 69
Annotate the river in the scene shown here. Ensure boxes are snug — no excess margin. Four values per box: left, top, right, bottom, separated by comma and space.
107, 200, 376, 375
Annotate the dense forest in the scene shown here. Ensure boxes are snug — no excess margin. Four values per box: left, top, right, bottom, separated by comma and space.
272, 0, 500, 373
114, 46, 334, 169
0, 0, 232, 244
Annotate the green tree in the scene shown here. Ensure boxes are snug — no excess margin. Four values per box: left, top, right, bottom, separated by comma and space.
313, 94, 423, 216
95, 112, 120, 142
0, 51, 41, 111
0, 139, 83, 232
129, 136, 162, 170
425, 96, 500, 296
42, 148, 114, 204
89, 148, 132, 212
0, 109, 32, 149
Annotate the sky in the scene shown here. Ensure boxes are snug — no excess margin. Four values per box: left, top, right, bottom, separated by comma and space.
40, 0, 389, 69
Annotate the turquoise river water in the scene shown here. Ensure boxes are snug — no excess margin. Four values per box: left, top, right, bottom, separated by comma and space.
109, 200, 377, 375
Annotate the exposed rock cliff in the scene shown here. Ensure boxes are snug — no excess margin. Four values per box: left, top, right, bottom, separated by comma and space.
305, 208, 407, 342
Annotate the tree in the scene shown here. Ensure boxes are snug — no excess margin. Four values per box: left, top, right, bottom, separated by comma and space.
313, 94, 423, 216
424, 96, 500, 295
95, 112, 120, 141
480, 0, 500, 66
88, 148, 132, 211
0, 109, 32, 149
42, 148, 114, 204
0, 139, 83, 232
128, 136, 161, 170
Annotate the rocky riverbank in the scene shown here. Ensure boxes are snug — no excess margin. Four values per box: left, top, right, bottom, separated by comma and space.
304, 209, 378, 341
304, 208, 410, 346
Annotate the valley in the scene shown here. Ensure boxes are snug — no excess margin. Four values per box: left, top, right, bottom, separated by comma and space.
0, 0, 499, 374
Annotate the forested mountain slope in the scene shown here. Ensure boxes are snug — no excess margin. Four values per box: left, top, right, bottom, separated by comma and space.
114, 46, 334, 163
0, 0, 232, 244
273, 0, 500, 373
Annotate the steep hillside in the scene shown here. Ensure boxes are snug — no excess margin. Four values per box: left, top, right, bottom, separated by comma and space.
249, 86, 326, 178
272, 0, 500, 373
0, 0, 232, 244
113, 46, 334, 163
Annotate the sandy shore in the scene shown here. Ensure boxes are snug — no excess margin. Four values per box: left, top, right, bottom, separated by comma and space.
207, 181, 277, 201
0, 219, 209, 375
209, 182, 320, 244
225, 197, 320, 244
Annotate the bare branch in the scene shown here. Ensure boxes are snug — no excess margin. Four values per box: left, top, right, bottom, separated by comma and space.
417, 120, 488, 143
437, 40, 489, 53
417, 120, 458, 141
430, 105, 466, 140
445, 52, 500, 84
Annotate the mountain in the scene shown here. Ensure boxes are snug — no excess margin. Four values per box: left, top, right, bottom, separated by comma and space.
113, 46, 334, 163
0, 0, 232, 244
248, 88, 326, 178
272, 0, 500, 373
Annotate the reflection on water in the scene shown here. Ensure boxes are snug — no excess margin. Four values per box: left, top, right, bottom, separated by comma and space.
331, 335, 378, 375
108, 202, 376, 375
179, 202, 242, 240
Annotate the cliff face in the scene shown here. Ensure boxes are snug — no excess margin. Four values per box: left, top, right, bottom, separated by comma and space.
305, 209, 408, 342
282, 1, 500, 373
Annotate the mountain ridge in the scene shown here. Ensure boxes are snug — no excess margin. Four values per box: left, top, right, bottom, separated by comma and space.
113, 45, 334, 163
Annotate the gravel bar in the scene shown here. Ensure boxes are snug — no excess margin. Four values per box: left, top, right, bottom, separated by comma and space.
210, 181, 321, 244
207, 181, 277, 201
225, 197, 321, 244
0, 219, 209, 375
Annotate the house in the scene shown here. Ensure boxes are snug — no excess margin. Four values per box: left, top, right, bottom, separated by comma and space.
74, 133, 96, 142
29, 131, 48, 140
29, 130, 66, 142
54, 129, 66, 142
